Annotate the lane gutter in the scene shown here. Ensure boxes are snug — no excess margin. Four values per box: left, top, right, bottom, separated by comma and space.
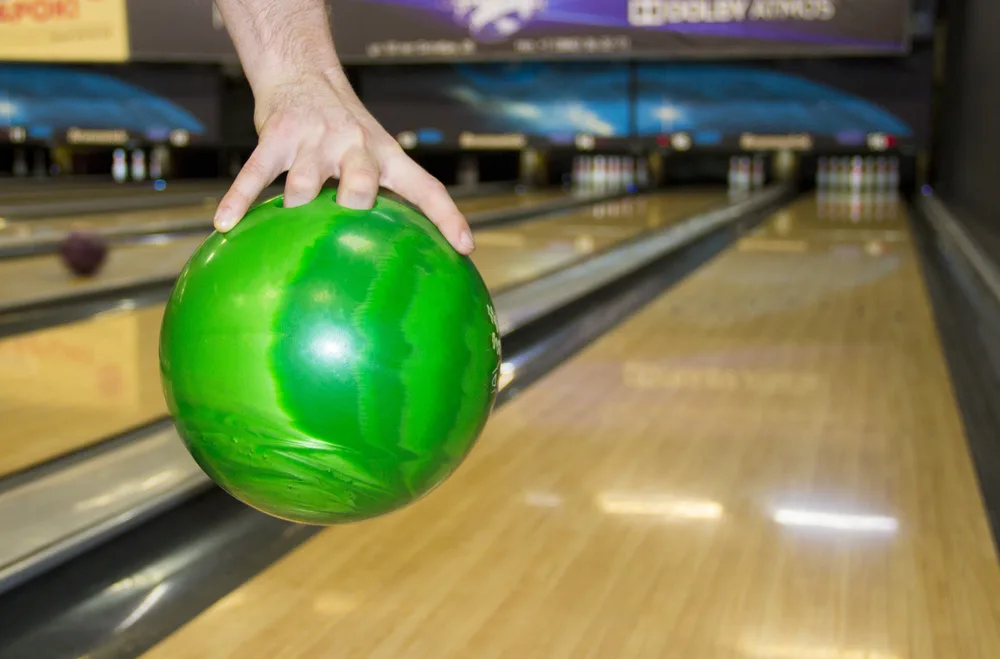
911, 191, 1000, 554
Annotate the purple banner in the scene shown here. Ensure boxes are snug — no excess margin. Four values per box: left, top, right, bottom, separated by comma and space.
332, 0, 911, 61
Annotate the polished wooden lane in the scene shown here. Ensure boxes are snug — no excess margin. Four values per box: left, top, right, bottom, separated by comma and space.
0, 305, 167, 477
144, 192, 1000, 659
0, 187, 564, 245
0, 189, 722, 478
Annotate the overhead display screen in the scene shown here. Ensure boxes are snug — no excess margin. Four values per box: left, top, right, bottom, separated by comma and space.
332, 0, 911, 63
0, 65, 219, 145
635, 63, 919, 150
359, 62, 630, 148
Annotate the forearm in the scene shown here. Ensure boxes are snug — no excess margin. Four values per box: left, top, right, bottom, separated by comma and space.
215, 0, 341, 92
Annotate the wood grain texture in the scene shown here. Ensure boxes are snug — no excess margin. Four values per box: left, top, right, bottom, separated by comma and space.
0, 191, 721, 478
144, 191, 1000, 659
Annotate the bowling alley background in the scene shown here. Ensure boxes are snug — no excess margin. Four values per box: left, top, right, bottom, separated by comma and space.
0, 0, 986, 212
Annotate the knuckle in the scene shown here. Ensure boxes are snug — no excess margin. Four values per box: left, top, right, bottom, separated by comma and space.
425, 177, 448, 198
344, 167, 380, 192
238, 161, 271, 190
339, 122, 368, 148
226, 186, 253, 208
242, 156, 268, 178
266, 113, 299, 137
285, 171, 317, 194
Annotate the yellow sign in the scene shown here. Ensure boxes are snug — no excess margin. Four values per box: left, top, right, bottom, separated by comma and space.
0, 0, 129, 62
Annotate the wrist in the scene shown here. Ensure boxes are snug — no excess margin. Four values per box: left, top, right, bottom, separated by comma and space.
246, 49, 341, 96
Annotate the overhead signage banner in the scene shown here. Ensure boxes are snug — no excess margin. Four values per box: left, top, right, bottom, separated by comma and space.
0, 0, 129, 62
331, 0, 911, 62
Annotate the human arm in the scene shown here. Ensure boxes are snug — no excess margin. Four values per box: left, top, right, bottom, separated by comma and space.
212, 0, 475, 254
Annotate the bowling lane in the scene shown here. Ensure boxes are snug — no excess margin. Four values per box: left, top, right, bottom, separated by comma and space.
142, 193, 1000, 658
0, 189, 724, 478
0, 305, 167, 478
0, 186, 551, 247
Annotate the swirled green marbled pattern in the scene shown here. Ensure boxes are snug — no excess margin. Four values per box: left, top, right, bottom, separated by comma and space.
160, 192, 500, 525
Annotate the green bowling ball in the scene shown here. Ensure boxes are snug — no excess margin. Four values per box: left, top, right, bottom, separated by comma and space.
159, 192, 501, 525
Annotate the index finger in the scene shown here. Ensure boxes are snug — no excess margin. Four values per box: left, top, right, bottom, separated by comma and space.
215, 144, 287, 232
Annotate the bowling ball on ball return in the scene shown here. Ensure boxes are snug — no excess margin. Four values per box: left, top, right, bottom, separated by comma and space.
58, 231, 108, 277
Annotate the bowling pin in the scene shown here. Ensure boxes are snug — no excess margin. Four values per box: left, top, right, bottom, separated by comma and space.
623, 156, 635, 188
817, 156, 829, 189
112, 148, 128, 183
131, 149, 147, 182
610, 156, 622, 189
150, 145, 165, 180
637, 158, 649, 188
849, 186, 862, 223
593, 155, 607, 189
888, 157, 900, 189
581, 156, 593, 189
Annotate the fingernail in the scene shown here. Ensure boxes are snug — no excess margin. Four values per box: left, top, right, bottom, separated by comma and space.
460, 231, 475, 252
215, 208, 236, 232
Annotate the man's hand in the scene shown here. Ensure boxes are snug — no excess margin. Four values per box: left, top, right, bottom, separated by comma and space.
212, 0, 474, 254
